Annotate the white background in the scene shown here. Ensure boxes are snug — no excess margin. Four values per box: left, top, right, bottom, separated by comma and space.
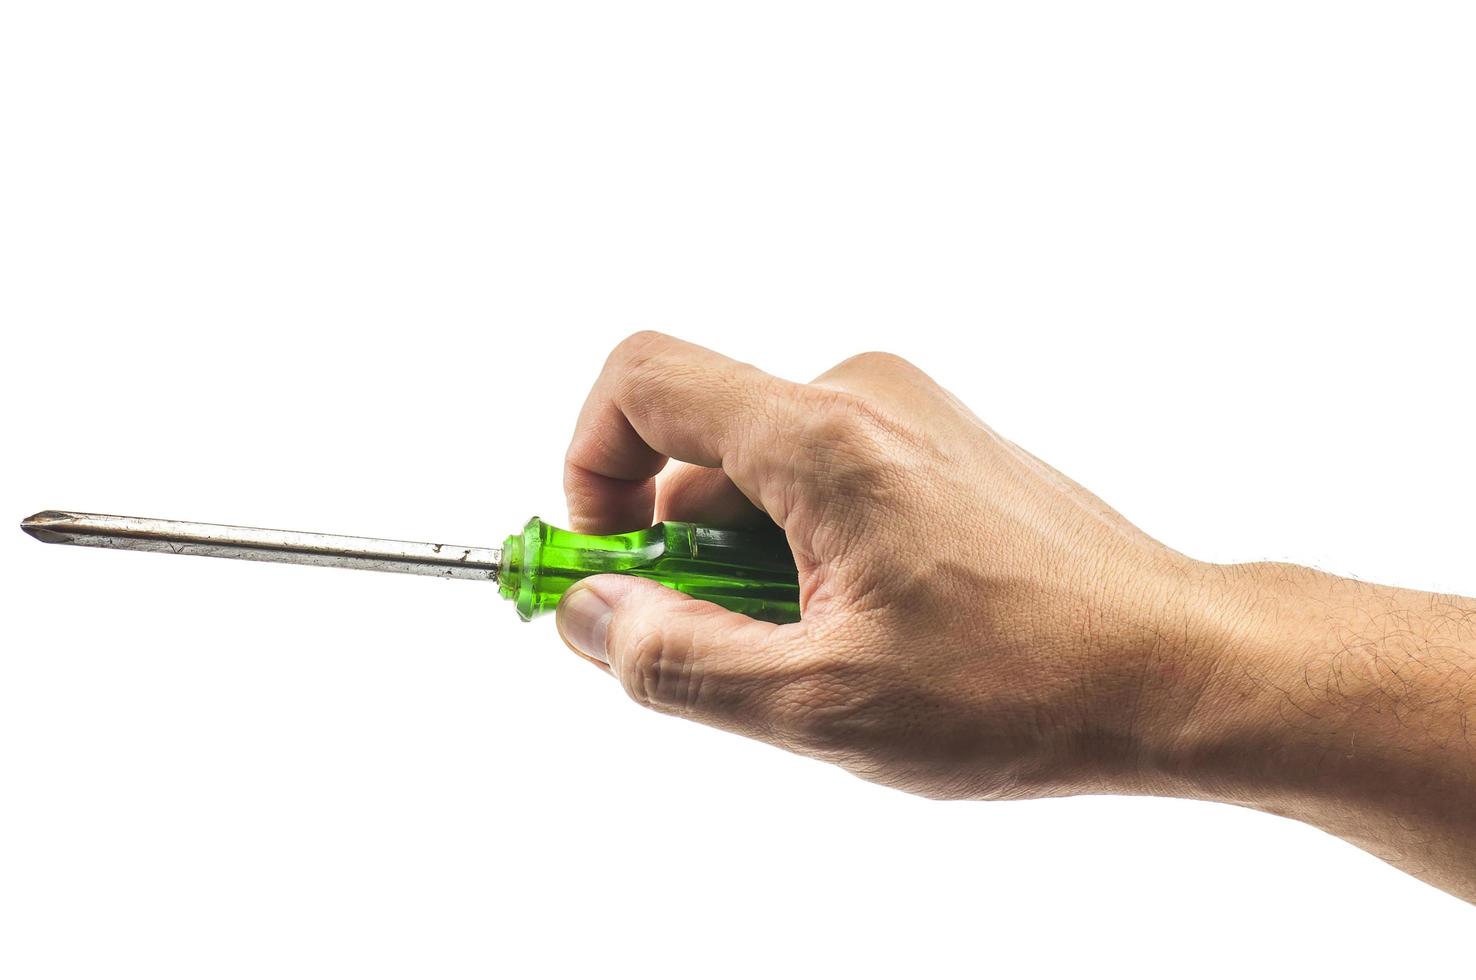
2, 2, 1473, 976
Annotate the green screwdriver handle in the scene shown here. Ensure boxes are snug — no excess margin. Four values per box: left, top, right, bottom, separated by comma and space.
497, 517, 801, 623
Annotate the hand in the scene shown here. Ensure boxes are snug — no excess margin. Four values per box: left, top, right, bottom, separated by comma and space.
555, 332, 1216, 800
557, 334, 1476, 902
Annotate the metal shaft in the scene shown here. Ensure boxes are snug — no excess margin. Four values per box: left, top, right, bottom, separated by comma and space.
19, 510, 501, 581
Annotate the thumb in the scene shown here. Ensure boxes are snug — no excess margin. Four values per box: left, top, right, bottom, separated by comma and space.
556, 575, 785, 727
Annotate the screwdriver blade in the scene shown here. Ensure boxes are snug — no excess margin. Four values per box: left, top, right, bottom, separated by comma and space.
19, 510, 501, 582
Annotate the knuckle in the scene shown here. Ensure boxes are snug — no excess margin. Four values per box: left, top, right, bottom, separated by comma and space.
607, 335, 701, 414
796, 390, 911, 493
622, 624, 669, 708
838, 350, 918, 375
606, 331, 678, 385
799, 385, 939, 486
611, 330, 673, 363
800, 389, 879, 448
618, 621, 699, 713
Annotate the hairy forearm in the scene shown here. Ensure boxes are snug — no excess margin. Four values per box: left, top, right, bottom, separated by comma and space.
1155, 564, 1476, 900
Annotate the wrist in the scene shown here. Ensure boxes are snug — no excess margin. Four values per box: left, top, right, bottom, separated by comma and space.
1024, 556, 1272, 798
1129, 560, 1391, 808
1118, 560, 1299, 799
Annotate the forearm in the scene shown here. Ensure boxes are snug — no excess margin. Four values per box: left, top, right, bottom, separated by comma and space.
1156, 564, 1476, 901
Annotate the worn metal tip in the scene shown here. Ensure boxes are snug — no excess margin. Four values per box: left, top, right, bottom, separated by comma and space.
20, 510, 76, 544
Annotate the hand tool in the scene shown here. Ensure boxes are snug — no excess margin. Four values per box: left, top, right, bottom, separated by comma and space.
20, 510, 802, 623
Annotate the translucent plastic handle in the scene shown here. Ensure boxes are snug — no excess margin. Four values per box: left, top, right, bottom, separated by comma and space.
497, 517, 800, 623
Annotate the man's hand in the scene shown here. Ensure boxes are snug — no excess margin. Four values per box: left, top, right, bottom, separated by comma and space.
556, 332, 1476, 902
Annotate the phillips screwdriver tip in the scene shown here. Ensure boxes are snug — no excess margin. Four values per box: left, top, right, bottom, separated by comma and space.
20, 510, 75, 544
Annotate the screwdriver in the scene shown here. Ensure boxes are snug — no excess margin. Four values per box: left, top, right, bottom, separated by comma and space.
19, 510, 802, 623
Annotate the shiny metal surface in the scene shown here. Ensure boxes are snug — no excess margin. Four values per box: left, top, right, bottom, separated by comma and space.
20, 510, 501, 582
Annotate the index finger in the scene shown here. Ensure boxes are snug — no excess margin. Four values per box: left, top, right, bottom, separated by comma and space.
563, 332, 798, 533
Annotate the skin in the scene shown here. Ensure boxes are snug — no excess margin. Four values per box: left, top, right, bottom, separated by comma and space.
556, 332, 1476, 903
